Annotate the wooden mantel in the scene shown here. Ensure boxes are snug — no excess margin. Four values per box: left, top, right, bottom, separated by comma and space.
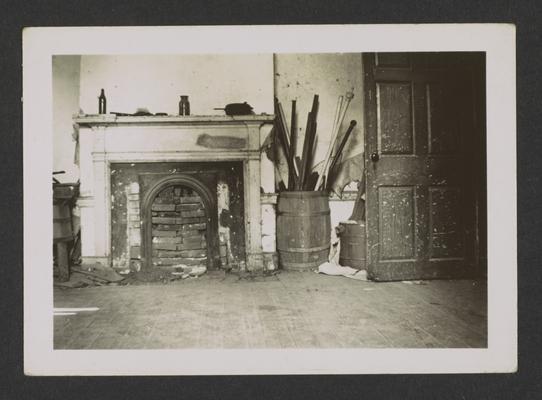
74, 113, 275, 271
74, 114, 275, 126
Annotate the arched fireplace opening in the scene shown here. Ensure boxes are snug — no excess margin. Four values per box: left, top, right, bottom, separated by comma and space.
141, 175, 219, 271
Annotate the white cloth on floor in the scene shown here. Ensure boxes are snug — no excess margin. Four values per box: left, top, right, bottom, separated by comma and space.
317, 262, 367, 281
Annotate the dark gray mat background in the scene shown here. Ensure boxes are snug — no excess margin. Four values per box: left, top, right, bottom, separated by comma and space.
2, 1, 540, 398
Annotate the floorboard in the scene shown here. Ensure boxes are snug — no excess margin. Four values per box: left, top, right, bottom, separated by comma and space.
53, 271, 487, 349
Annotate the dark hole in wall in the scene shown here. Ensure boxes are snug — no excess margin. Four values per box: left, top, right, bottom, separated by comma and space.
110, 162, 245, 270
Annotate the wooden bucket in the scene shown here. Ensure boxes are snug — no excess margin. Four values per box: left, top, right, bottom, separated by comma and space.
338, 221, 366, 269
276, 191, 330, 270
53, 203, 73, 242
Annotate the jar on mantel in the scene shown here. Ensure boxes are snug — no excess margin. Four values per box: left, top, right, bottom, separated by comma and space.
178, 95, 190, 116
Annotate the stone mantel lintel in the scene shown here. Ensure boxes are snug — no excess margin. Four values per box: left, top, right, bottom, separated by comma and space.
74, 114, 275, 127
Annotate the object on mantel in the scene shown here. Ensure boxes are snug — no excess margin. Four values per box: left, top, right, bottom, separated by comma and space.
133, 108, 153, 116
76, 113, 273, 120
214, 102, 254, 116
110, 111, 168, 116
179, 95, 190, 116
98, 89, 107, 114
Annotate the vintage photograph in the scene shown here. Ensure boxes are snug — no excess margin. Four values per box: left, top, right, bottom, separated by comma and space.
24, 25, 516, 375
51, 51, 487, 349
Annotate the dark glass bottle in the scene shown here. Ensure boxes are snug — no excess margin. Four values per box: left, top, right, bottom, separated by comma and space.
179, 95, 190, 116
98, 89, 107, 114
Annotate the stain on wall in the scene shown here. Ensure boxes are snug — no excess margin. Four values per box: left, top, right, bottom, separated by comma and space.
197, 134, 246, 149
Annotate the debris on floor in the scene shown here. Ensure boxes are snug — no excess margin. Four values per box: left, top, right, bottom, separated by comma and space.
54, 272, 101, 289
401, 280, 428, 285
119, 263, 211, 285
55, 262, 280, 288
74, 264, 125, 282
317, 261, 368, 281
54, 264, 126, 289
171, 264, 207, 278
54, 307, 99, 316
234, 269, 280, 282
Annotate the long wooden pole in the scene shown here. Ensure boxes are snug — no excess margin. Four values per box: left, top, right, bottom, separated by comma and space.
315, 89, 354, 190
288, 100, 297, 190
315, 95, 343, 190
290, 100, 297, 167
274, 98, 298, 188
298, 94, 319, 190
325, 120, 357, 191
297, 111, 312, 190
303, 95, 319, 189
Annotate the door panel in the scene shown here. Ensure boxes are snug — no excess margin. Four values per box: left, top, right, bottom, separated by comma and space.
364, 52, 484, 281
377, 82, 414, 154
427, 82, 461, 155
375, 52, 410, 68
379, 186, 415, 260
428, 186, 464, 259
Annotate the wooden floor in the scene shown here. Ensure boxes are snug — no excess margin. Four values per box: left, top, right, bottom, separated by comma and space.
54, 271, 487, 349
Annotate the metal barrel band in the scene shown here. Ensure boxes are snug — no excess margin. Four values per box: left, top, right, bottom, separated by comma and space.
276, 244, 330, 253
281, 261, 322, 269
276, 211, 330, 217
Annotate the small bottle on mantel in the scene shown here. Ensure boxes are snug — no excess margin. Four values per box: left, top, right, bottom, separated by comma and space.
178, 95, 190, 116
98, 89, 107, 114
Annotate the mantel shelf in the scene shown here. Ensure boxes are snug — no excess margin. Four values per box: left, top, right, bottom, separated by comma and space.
74, 114, 275, 126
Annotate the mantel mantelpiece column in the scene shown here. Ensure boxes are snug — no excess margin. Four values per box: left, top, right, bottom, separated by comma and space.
244, 122, 264, 270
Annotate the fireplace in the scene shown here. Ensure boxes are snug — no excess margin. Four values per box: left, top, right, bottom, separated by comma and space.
109, 161, 245, 271
145, 179, 216, 270
74, 114, 274, 271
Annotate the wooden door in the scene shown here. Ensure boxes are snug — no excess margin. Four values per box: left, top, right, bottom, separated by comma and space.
363, 53, 485, 281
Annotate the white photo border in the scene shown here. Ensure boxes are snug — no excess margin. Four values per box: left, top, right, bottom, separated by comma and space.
23, 24, 516, 375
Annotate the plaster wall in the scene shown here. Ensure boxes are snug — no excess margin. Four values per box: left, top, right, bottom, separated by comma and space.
273, 53, 364, 166
78, 54, 274, 116
54, 53, 365, 267
52, 55, 81, 183
274, 53, 365, 227
54, 53, 363, 187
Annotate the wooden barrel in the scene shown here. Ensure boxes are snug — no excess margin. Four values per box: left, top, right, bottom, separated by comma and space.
53, 203, 73, 242
276, 191, 330, 270
338, 221, 366, 269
